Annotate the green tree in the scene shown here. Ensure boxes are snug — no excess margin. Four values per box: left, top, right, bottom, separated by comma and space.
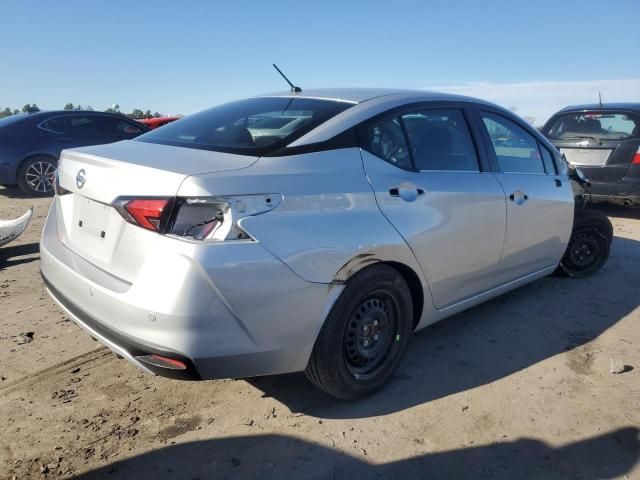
0, 107, 12, 118
85, 105, 94, 111
64, 103, 75, 110
13, 109, 20, 115
130, 108, 145, 119
153, 112, 161, 118
105, 104, 120, 114
22, 104, 40, 113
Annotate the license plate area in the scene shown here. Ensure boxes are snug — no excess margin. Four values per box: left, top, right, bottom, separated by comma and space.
561, 148, 612, 167
68, 196, 124, 263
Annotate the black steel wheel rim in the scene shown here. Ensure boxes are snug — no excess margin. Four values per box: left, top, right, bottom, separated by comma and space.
343, 291, 400, 380
565, 229, 605, 271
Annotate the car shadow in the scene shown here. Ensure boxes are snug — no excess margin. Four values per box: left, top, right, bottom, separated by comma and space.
248, 235, 640, 419
70, 428, 639, 479
0, 185, 49, 199
0, 241, 40, 270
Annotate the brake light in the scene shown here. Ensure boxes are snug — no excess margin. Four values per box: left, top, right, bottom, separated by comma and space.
167, 194, 282, 242
113, 197, 172, 232
633, 146, 640, 165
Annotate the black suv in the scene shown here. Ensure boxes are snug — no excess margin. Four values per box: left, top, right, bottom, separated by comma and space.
543, 103, 640, 206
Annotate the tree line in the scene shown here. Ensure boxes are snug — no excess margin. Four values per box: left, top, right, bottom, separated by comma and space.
0, 104, 164, 119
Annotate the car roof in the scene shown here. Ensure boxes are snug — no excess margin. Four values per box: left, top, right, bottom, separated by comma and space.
258, 87, 490, 106
270, 88, 506, 148
557, 103, 640, 113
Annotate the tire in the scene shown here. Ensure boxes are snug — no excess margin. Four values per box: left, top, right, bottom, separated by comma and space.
305, 264, 413, 400
17, 156, 57, 196
557, 209, 613, 278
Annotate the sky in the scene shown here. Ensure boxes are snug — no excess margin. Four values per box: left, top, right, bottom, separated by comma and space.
1, 0, 639, 125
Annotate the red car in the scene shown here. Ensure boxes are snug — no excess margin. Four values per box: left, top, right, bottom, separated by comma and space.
137, 116, 181, 130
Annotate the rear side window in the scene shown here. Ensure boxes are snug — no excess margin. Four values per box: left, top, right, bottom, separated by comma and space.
481, 113, 544, 174
545, 112, 640, 141
136, 97, 353, 155
40, 117, 68, 134
42, 116, 102, 136
366, 117, 412, 169
365, 108, 479, 171
401, 109, 479, 171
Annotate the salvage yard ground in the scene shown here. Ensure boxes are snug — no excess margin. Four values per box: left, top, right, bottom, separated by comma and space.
1, 186, 639, 479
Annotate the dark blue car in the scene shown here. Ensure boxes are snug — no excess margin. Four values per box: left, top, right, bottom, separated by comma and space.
0, 111, 148, 196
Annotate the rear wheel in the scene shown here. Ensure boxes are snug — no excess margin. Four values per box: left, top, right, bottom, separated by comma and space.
558, 209, 612, 278
305, 265, 413, 400
17, 156, 57, 196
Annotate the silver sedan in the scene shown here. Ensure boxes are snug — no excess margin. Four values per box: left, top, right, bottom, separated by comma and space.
41, 89, 601, 399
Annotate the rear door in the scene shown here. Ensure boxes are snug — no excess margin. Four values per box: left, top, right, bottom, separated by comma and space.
477, 110, 574, 280
544, 110, 640, 182
361, 105, 507, 309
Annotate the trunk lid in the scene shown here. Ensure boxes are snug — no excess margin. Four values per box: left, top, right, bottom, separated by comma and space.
55, 140, 258, 282
58, 140, 258, 202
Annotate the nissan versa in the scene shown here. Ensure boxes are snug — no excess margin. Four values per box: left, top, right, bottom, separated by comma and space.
41, 89, 609, 400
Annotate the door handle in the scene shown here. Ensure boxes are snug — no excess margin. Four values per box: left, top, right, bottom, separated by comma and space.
509, 191, 528, 205
389, 183, 425, 202
554, 179, 562, 187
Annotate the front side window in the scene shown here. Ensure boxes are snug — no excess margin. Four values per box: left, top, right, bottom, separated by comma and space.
136, 97, 353, 155
539, 144, 557, 174
481, 113, 544, 174
98, 116, 145, 136
401, 109, 479, 171
545, 112, 640, 141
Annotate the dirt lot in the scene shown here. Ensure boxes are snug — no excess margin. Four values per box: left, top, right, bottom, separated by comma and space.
1, 186, 639, 479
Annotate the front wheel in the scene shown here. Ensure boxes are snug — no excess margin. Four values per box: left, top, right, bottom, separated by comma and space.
305, 265, 413, 400
17, 156, 57, 196
557, 209, 613, 278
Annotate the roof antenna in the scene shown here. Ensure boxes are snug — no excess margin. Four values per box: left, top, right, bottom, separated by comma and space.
273, 64, 302, 93
598, 91, 603, 108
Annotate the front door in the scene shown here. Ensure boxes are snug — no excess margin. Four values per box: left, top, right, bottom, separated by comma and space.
361, 107, 507, 309
478, 111, 574, 280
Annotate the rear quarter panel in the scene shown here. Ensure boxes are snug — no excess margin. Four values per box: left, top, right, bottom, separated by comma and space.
179, 147, 430, 288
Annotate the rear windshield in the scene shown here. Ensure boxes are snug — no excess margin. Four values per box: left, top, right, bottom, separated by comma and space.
545, 111, 640, 141
135, 97, 353, 155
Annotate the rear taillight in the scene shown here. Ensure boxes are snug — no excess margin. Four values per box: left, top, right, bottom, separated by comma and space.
632, 146, 640, 165
113, 197, 173, 232
167, 194, 282, 242
113, 194, 281, 240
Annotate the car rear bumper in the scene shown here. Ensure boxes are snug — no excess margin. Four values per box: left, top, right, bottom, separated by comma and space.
588, 180, 640, 206
41, 198, 343, 380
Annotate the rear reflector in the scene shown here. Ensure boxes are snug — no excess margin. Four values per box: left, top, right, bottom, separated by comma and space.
113, 197, 172, 232
633, 147, 640, 165
137, 354, 187, 370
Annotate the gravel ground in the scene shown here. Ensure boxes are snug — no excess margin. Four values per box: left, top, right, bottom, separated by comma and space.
1, 186, 639, 479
